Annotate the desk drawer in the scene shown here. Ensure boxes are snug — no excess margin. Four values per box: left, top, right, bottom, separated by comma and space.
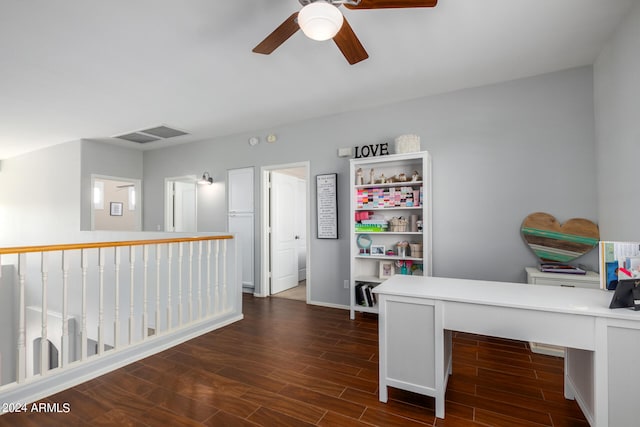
532, 277, 598, 289
444, 302, 595, 351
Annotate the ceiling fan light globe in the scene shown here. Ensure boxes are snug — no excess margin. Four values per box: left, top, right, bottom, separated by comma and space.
298, 2, 344, 41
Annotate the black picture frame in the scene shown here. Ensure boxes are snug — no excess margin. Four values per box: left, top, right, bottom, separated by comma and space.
609, 279, 640, 309
316, 173, 338, 239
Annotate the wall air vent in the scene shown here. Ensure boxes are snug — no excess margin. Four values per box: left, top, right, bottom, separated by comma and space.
113, 125, 189, 144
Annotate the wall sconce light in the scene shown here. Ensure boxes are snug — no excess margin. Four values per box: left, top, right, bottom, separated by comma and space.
198, 172, 214, 185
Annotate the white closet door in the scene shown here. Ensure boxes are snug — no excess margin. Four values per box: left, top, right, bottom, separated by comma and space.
228, 213, 254, 288
228, 168, 254, 213
227, 167, 255, 289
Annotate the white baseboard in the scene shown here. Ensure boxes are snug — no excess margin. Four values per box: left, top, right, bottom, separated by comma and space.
529, 342, 565, 357
307, 300, 349, 311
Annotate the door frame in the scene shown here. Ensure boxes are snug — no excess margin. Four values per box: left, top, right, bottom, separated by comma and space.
259, 161, 311, 300
164, 175, 197, 232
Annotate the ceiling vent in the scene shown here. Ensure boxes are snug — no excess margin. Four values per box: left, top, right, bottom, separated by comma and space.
113, 125, 189, 144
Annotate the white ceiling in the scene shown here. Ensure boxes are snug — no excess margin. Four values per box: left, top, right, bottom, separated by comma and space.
0, 0, 635, 160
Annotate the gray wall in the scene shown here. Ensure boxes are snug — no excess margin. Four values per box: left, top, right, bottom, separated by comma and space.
80, 139, 144, 230
0, 140, 82, 246
143, 66, 599, 307
594, 1, 640, 241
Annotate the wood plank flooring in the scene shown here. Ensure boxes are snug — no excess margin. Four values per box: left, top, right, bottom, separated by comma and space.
0, 294, 588, 426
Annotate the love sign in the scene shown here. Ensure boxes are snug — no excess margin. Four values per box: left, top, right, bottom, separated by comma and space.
354, 143, 390, 159
521, 212, 599, 263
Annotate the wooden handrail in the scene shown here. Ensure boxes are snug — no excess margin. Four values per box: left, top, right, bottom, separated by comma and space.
0, 235, 234, 255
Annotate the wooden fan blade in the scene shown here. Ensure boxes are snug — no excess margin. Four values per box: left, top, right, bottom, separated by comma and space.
345, 0, 437, 9
252, 12, 300, 55
333, 17, 369, 65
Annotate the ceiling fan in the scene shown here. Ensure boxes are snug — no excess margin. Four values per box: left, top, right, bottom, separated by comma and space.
252, 0, 438, 65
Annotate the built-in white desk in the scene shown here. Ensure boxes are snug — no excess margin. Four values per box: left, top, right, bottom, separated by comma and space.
373, 275, 640, 427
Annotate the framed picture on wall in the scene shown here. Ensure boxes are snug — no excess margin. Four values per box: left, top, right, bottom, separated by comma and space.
316, 173, 338, 239
110, 202, 123, 216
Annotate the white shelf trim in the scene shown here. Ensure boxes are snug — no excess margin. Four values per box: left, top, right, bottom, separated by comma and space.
356, 255, 423, 261
355, 181, 423, 189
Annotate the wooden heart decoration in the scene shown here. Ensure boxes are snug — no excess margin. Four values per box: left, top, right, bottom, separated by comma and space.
521, 212, 599, 263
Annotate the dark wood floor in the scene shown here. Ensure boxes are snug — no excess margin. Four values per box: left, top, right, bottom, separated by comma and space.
1, 294, 588, 426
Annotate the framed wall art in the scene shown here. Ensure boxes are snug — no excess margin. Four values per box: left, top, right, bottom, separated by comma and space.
110, 202, 123, 216
316, 173, 338, 239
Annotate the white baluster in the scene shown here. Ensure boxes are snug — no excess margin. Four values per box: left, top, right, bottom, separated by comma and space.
222, 239, 228, 312
214, 240, 220, 314
80, 250, 88, 361
61, 251, 70, 368
166, 243, 173, 330
197, 241, 203, 319
142, 245, 149, 339
98, 248, 105, 355
16, 253, 26, 383
206, 240, 212, 315
177, 242, 183, 326
40, 252, 49, 376
188, 241, 194, 322
128, 246, 136, 345
114, 247, 121, 349
155, 244, 161, 334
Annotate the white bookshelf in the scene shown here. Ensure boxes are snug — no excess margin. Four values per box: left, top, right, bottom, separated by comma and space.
349, 151, 432, 319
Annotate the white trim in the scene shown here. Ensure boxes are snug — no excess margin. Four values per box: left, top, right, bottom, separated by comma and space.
306, 301, 349, 310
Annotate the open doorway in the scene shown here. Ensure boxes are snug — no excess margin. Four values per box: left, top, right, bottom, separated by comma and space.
260, 162, 310, 302
91, 175, 142, 231
164, 175, 197, 232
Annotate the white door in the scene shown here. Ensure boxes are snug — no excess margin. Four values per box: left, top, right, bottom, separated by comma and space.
270, 172, 299, 294
174, 181, 196, 232
228, 168, 254, 213
165, 179, 197, 232
228, 213, 254, 288
227, 167, 255, 289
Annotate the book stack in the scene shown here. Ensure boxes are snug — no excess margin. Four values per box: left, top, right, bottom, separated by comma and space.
539, 263, 586, 275
356, 188, 371, 209
355, 283, 377, 307
355, 219, 388, 232
356, 186, 421, 209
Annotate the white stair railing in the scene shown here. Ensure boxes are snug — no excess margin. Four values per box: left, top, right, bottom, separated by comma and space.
0, 234, 239, 405
61, 251, 70, 368
40, 252, 49, 377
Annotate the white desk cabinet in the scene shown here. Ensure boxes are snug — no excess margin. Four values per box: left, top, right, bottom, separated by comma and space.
374, 275, 640, 427
526, 267, 600, 289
